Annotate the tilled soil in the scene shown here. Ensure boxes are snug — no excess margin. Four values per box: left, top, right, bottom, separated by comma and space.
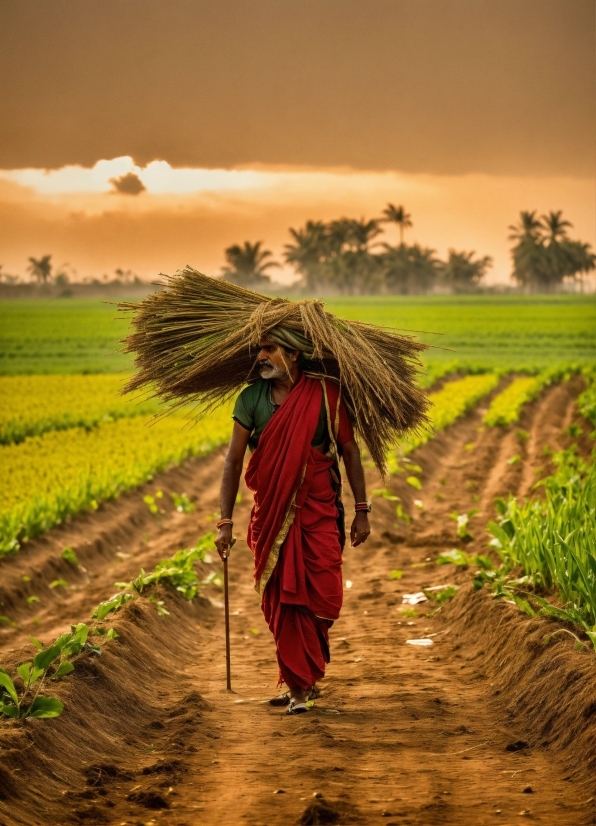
1, 377, 595, 826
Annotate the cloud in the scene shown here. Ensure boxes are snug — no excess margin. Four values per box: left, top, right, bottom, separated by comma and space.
109, 172, 146, 195
0, 0, 594, 176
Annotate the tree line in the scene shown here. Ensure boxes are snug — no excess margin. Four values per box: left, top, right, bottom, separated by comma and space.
0, 258, 142, 288
222, 204, 595, 294
3, 205, 593, 295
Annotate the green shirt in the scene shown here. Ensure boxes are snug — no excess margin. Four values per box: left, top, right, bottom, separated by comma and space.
233, 378, 328, 452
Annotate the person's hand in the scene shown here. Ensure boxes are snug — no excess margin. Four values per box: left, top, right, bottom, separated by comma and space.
350, 512, 370, 547
215, 523, 234, 560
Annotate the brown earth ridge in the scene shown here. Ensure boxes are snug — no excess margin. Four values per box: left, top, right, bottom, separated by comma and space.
0, 377, 595, 826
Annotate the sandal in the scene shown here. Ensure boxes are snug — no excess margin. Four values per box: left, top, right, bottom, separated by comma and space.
269, 691, 290, 707
286, 699, 309, 715
269, 685, 320, 707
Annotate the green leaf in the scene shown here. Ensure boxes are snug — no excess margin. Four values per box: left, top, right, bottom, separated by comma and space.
33, 643, 62, 671
26, 696, 63, 719
487, 521, 509, 549
53, 661, 74, 679
437, 548, 470, 566
86, 643, 102, 655
17, 662, 31, 686
53, 632, 74, 651
71, 623, 89, 646
0, 703, 18, 718
434, 585, 458, 604
389, 569, 403, 581
395, 503, 411, 523
26, 595, 39, 605
406, 476, 422, 490
61, 547, 79, 566
494, 497, 508, 516
371, 488, 400, 501
510, 594, 537, 617
29, 635, 44, 650
92, 593, 133, 620
105, 628, 119, 640
30, 667, 45, 684
0, 670, 19, 708
500, 519, 515, 539
50, 579, 68, 589
471, 554, 493, 570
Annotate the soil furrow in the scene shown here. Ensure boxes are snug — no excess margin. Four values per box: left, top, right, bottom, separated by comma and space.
1, 380, 595, 825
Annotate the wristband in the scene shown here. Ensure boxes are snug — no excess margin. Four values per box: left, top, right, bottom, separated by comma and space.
216, 518, 234, 529
354, 501, 371, 513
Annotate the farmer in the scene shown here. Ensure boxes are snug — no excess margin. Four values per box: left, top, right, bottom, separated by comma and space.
215, 335, 371, 714
121, 269, 429, 709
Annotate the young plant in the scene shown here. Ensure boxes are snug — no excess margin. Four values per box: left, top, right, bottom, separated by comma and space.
61, 547, 79, 566
171, 492, 195, 514
450, 509, 478, 541
0, 623, 91, 721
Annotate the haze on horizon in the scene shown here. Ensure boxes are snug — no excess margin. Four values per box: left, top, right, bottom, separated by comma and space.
1, 0, 594, 286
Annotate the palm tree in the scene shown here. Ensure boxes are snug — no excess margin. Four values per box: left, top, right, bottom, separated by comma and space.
380, 243, 440, 294
221, 241, 278, 288
284, 221, 329, 291
345, 218, 382, 251
382, 204, 413, 245
441, 250, 493, 293
559, 239, 596, 293
27, 254, 53, 284
507, 210, 542, 243
540, 211, 573, 291
508, 211, 548, 291
541, 210, 572, 243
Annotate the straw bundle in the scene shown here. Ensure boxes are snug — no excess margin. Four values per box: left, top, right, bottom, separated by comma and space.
119, 267, 430, 476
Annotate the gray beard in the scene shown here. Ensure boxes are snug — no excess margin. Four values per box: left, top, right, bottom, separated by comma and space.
260, 362, 288, 380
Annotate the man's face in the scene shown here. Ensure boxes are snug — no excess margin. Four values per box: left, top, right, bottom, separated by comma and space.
257, 339, 294, 379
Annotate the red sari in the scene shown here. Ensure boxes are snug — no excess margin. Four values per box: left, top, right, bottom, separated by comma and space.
244, 373, 353, 690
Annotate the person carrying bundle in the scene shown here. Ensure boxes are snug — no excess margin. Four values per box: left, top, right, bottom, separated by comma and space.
214, 334, 371, 713
119, 268, 429, 715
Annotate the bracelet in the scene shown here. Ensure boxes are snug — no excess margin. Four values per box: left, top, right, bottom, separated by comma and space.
216, 518, 234, 529
354, 501, 371, 513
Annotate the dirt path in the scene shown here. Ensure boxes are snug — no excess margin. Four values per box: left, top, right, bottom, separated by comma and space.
1, 378, 595, 825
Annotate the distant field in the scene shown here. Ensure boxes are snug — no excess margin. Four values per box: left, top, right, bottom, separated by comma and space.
1, 295, 595, 374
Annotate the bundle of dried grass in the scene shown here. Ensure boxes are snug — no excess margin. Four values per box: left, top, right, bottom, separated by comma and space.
119, 267, 430, 475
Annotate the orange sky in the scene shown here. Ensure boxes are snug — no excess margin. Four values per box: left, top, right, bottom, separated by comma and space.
0, 1, 594, 286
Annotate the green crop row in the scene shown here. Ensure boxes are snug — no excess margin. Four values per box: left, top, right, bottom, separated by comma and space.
0, 407, 233, 555
0, 374, 163, 444
1, 534, 214, 721
483, 364, 583, 427
396, 372, 500, 461
475, 371, 596, 647
577, 366, 596, 426
480, 447, 596, 648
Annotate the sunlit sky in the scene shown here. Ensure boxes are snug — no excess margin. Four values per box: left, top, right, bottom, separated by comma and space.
1, 1, 594, 285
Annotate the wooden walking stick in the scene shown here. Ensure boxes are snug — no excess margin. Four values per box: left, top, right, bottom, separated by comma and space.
222, 537, 235, 691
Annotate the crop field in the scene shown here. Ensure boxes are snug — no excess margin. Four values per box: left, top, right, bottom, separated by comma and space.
1, 294, 595, 374
1, 295, 595, 825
